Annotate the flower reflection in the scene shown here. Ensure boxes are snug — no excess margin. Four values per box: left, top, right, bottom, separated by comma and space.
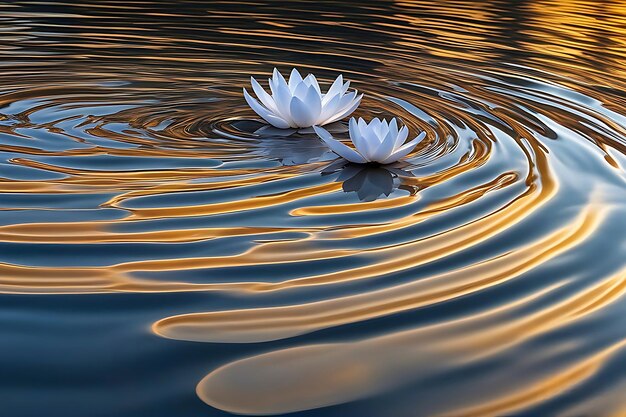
322, 160, 416, 201
231, 119, 348, 165
253, 121, 348, 138
255, 135, 333, 165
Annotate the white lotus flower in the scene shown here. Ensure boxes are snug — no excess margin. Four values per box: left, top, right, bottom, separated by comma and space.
243, 68, 362, 129
313, 117, 426, 164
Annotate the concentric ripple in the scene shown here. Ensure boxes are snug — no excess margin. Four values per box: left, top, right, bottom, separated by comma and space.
1, 1, 626, 416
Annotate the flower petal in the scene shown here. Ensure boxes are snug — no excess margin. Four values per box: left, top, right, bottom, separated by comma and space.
302, 85, 322, 120
288, 86, 322, 127
288, 68, 303, 92
269, 74, 296, 126
388, 118, 399, 138
317, 92, 341, 124
336, 90, 357, 111
378, 119, 390, 139
250, 77, 278, 113
341, 81, 350, 94
289, 97, 311, 127
323, 74, 344, 105
394, 126, 409, 149
243, 88, 291, 129
324, 93, 362, 124
313, 126, 368, 163
357, 117, 368, 136
293, 81, 309, 101
371, 130, 396, 162
348, 117, 359, 143
303, 74, 321, 95
382, 121, 398, 149
353, 118, 386, 161
365, 118, 382, 142
272, 68, 288, 88
348, 117, 368, 153
380, 132, 425, 164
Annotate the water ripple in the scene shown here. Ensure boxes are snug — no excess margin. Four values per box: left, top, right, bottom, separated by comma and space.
1, 1, 626, 416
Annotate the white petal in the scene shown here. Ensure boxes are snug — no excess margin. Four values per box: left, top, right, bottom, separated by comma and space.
382, 122, 397, 148
379, 119, 390, 139
361, 138, 379, 162
313, 126, 368, 163
380, 144, 415, 164
269, 75, 296, 125
380, 132, 425, 164
371, 131, 396, 162
289, 86, 321, 128
357, 117, 368, 136
317, 92, 341, 124
293, 81, 309, 101
336, 90, 357, 111
366, 118, 382, 142
394, 126, 409, 149
289, 97, 311, 127
357, 132, 378, 161
341, 81, 350, 94
388, 118, 399, 138
323, 75, 344, 105
302, 85, 322, 119
273, 68, 288, 87
370, 118, 389, 143
324, 93, 362, 124
243, 88, 291, 129
348, 117, 359, 142
348, 117, 368, 152
414, 131, 427, 145
352, 118, 384, 161
288, 68, 303, 92
250, 77, 278, 113
303, 74, 321, 95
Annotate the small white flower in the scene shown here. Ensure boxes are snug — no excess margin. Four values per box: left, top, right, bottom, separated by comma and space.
313, 117, 426, 164
243, 68, 362, 129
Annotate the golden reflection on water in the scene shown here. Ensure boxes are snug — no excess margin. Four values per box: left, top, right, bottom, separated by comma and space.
154, 208, 602, 343
197, 265, 626, 416
1, 1, 626, 416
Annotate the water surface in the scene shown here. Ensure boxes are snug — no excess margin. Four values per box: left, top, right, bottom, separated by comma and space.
1, 1, 626, 416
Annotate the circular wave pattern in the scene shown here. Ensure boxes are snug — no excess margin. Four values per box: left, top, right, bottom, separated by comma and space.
1, 2, 626, 416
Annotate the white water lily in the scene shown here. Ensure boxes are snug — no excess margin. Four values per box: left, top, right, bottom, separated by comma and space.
313, 117, 426, 164
243, 68, 362, 129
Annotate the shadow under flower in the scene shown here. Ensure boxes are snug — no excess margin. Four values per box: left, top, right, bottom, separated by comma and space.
230, 119, 348, 165
322, 160, 417, 202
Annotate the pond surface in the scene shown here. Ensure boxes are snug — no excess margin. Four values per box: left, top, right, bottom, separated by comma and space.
1, 1, 626, 416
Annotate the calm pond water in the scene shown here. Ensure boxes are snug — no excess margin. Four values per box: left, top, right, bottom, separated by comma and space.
1, 1, 626, 416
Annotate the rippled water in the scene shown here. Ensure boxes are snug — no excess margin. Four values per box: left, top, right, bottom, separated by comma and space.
2, 1, 626, 416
